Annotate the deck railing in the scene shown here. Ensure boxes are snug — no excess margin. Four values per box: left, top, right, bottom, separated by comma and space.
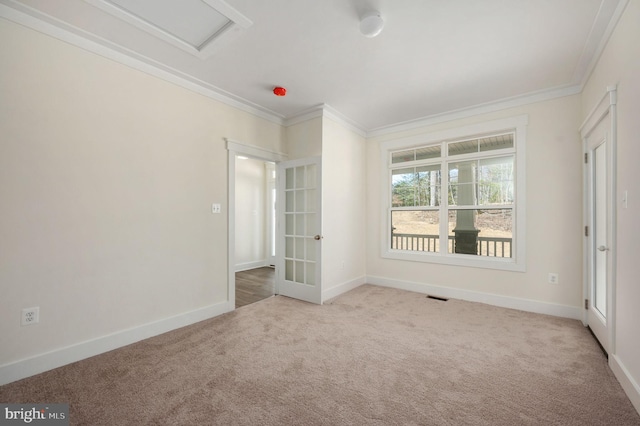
391, 233, 512, 258
391, 233, 440, 252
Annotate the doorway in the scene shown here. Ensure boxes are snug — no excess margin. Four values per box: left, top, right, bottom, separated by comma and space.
234, 156, 276, 308
581, 87, 617, 355
226, 139, 323, 309
226, 140, 287, 310
586, 120, 611, 353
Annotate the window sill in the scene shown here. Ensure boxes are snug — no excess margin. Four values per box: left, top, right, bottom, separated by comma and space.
382, 249, 526, 272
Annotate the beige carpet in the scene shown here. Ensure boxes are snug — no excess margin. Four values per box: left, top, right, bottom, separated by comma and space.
1, 284, 639, 425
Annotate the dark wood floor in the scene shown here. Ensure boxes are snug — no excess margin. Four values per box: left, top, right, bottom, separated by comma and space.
235, 267, 275, 308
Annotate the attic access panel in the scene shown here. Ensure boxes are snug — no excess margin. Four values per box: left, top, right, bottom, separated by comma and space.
85, 0, 252, 59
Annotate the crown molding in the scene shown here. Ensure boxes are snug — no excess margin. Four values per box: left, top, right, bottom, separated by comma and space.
1, 0, 629, 138
284, 104, 367, 137
0, 0, 284, 126
321, 104, 367, 138
283, 104, 324, 127
575, 0, 629, 88
366, 84, 582, 139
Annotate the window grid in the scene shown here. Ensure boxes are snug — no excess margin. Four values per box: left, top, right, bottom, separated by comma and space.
389, 133, 516, 261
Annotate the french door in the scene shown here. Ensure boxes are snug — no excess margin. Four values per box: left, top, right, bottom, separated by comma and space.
585, 118, 612, 353
276, 157, 322, 304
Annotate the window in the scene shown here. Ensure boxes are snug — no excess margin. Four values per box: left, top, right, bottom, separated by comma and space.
381, 116, 527, 271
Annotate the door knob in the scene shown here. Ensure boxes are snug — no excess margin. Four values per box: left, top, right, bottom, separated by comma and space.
314, 235, 322, 240
597, 245, 609, 252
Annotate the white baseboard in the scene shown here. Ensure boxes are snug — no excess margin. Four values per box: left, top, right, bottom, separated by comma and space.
0, 301, 233, 386
322, 276, 366, 302
610, 354, 640, 415
366, 275, 583, 320
235, 260, 269, 272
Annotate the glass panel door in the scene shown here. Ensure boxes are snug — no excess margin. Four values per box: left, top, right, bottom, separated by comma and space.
277, 157, 322, 304
586, 117, 610, 354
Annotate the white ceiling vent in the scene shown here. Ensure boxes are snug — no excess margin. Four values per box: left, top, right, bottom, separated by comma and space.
85, 0, 252, 59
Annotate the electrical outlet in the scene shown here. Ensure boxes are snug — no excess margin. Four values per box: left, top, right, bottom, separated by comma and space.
21, 307, 39, 326
548, 273, 559, 284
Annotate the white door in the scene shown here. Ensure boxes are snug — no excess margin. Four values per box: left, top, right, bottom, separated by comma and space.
586, 119, 611, 353
276, 157, 322, 304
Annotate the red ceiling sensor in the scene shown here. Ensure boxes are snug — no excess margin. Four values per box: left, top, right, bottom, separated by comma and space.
273, 86, 287, 96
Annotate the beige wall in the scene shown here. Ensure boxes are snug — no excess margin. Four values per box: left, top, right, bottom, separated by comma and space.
581, 0, 640, 407
285, 117, 322, 160
284, 115, 367, 297
321, 118, 367, 295
0, 18, 283, 365
366, 95, 584, 310
3, 3, 639, 408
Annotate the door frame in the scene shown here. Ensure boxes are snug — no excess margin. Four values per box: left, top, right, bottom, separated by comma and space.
226, 139, 287, 309
579, 86, 617, 353
266, 162, 277, 266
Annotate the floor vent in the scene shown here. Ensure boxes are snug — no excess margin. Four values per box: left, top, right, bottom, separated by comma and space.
426, 295, 449, 302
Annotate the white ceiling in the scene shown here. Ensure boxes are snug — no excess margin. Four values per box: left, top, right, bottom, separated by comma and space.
0, 0, 626, 132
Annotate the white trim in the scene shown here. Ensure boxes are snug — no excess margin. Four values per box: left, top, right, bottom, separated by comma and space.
581, 142, 591, 328
0, 1, 283, 125
368, 0, 627, 140
609, 88, 618, 354
380, 251, 524, 272
576, 0, 630, 88
580, 86, 617, 134
0, 301, 232, 386
228, 149, 237, 309
368, 85, 578, 138
265, 162, 277, 266
283, 104, 324, 127
379, 115, 528, 272
225, 139, 288, 162
322, 276, 366, 302
379, 115, 529, 151
321, 105, 367, 137
367, 276, 582, 320
0, 0, 629, 136
610, 354, 640, 415
235, 260, 268, 272
580, 87, 617, 351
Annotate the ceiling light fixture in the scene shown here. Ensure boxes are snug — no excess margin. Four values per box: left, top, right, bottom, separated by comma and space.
360, 11, 384, 38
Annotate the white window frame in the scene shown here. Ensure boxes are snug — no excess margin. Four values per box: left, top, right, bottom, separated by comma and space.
379, 115, 527, 272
